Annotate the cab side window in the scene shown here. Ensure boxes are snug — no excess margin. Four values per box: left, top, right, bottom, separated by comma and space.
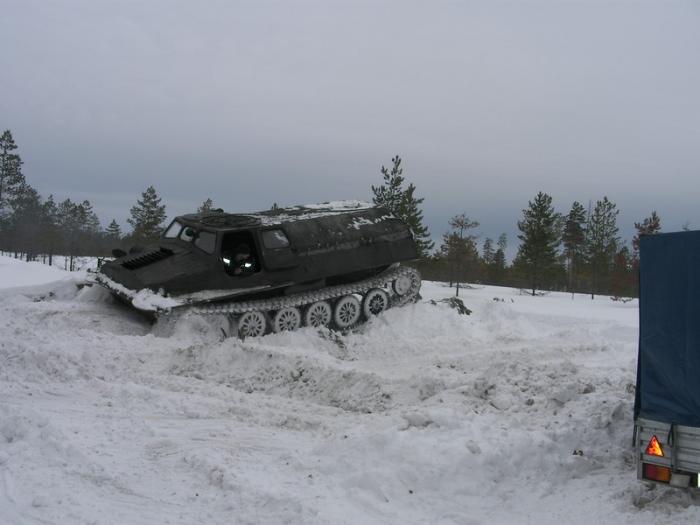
262, 229, 290, 249
194, 231, 217, 254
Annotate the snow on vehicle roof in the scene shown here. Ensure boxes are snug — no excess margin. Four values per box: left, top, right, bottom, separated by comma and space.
183, 200, 379, 229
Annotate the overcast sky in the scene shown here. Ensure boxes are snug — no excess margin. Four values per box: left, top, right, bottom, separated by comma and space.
2, 0, 699, 257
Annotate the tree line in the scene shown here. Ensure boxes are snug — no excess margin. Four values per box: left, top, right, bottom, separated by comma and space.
0, 130, 669, 297
372, 156, 663, 299
0, 130, 168, 269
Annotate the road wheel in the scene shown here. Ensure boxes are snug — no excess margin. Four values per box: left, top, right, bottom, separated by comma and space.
238, 311, 267, 338
272, 307, 301, 333
362, 288, 389, 318
333, 295, 361, 329
304, 301, 332, 328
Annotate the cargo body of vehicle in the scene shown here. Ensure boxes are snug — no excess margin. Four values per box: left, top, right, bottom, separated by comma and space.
96, 201, 421, 336
634, 230, 700, 488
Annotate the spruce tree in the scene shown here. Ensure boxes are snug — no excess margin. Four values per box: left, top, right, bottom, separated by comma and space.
562, 201, 587, 293
128, 186, 167, 245
514, 191, 561, 295
371, 155, 433, 256
585, 196, 620, 298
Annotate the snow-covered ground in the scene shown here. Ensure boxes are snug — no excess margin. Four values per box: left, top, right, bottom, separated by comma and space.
1, 254, 699, 524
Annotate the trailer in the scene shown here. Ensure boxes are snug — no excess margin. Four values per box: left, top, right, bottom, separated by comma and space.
634, 230, 700, 488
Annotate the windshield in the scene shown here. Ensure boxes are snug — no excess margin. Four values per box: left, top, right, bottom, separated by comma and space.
163, 221, 216, 253
163, 221, 183, 238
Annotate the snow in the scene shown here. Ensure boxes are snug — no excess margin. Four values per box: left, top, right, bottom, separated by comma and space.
0, 255, 73, 288
302, 200, 373, 211
256, 200, 376, 226
1, 254, 700, 524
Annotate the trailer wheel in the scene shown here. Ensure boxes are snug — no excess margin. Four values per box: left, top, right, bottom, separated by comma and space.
272, 307, 301, 333
333, 295, 361, 329
362, 288, 389, 318
238, 311, 267, 338
304, 301, 332, 327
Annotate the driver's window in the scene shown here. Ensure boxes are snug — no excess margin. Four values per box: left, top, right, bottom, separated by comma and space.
221, 231, 260, 277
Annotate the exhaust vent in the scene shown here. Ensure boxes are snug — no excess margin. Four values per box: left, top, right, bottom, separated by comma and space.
122, 247, 173, 270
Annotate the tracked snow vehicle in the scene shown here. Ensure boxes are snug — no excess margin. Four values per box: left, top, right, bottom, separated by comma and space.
96, 201, 421, 337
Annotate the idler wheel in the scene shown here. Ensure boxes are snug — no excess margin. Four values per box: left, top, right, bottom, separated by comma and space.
333, 295, 361, 329
272, 307, 301, 333
362, 288, 389, 318
304, 301, 332, 328
393, 270, 421, 299
238, 311, 267, 338
393, 275, 412, 296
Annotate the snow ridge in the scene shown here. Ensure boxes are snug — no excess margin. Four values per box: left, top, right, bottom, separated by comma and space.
2, 255, 700, 524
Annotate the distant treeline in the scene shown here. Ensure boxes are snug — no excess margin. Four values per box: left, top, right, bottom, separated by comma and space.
372, 156, 665, 299
0, 130, 670, 297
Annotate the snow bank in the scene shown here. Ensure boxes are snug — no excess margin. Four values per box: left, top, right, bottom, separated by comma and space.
0, 255, 71, 289
2, 255, 700, 524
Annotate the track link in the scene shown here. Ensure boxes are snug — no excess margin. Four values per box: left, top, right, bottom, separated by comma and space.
183, 266, 420, 336
190, 265, 420, 316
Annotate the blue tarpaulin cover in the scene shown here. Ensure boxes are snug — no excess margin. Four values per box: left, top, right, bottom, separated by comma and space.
635, 230, 700, 425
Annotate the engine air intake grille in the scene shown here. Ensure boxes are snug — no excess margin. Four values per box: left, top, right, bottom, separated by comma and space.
122, 248, 173, 270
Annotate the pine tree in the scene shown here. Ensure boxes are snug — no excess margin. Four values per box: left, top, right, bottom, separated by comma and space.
514, 192, 561, 295
497, 233, 507, 254
585, 196, 620, 298
487, 234, 507, 285
7, 182, 42, 260
55, 199, 80, 270
632, 211, 661, 258
610, 245, 635, 298
105, 219, 122, 240
128, 186, 167, 245
198, 198, 214, 213
482, 238, 494, 266
372, 156, 404, 215
371, 155, 433, 256
441, 214, 479, 294
39, 195, 59, 265
0, 130, 25, 217
562, 201, 587, 293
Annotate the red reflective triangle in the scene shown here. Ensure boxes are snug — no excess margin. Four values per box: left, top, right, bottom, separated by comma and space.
645, 435, 664, 457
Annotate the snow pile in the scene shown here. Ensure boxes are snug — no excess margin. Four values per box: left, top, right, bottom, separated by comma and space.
2, 254, 700, 524
0, 255, 71, 288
